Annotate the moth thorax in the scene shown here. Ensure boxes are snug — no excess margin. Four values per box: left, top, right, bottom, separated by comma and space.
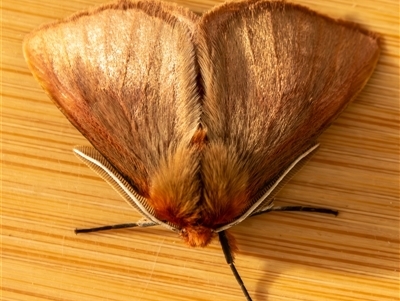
181, 225, 214, 247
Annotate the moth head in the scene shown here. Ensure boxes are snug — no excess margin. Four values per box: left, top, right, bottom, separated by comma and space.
180, 225, 214, 247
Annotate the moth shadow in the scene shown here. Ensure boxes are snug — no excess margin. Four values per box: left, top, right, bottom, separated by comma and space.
233, 217, 282, 300
234, 212, 341, 301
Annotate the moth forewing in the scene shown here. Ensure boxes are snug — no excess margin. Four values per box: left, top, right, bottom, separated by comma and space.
73, 146, 179, 232
215, 143, 320, 232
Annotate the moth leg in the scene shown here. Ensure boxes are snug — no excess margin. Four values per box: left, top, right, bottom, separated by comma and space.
218, 231, 252, 301
250, 205, 338, 217
75, 218, 158, 234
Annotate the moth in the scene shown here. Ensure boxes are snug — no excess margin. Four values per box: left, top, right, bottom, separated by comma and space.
23, 0, 380, 300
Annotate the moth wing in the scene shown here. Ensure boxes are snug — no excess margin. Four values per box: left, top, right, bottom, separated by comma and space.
23, 1, 202, 222
198, 0, 380, 226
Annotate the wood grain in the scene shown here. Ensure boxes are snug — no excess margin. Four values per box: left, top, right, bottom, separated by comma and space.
2, 0, 399, 300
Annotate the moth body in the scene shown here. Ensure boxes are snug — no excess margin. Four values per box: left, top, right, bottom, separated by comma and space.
24, 0, 380, 299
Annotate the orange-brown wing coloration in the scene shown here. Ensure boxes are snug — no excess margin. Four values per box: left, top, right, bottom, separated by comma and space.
197, 1, 380, 227
23, 1, 382, 299
24, 0, 381, 249
23, 0, 204, 230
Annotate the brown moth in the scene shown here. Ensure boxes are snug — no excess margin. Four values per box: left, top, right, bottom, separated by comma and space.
23, 0, 380, 300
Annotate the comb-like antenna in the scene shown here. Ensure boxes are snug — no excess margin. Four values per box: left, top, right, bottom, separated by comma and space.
218, 231, 252, 301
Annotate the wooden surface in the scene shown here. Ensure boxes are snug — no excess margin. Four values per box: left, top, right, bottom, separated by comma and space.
2, 0, 399, 300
